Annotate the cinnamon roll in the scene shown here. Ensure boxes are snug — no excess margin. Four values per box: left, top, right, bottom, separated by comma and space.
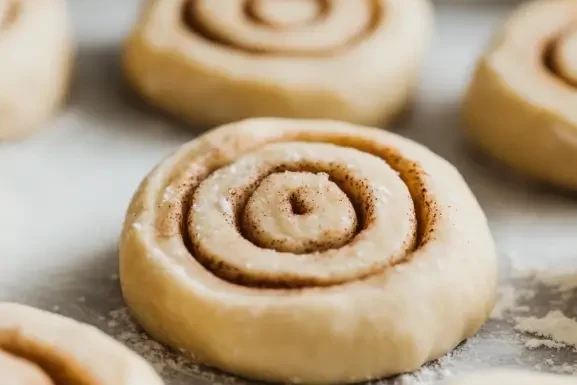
122, 0, 433, 127
443, 370, 577, 385
120, 118, 497, 384
463, 0, 577, 190
0, 0, 72, 140
0, 302, 164, 385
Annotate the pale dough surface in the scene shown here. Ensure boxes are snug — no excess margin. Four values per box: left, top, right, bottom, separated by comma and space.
463, 0, 577, 190
443, 370, 577, 385
122, 0, 433, 127
0, 302, 164, 385
0, 0, 72, 140
120, 118, 497, 384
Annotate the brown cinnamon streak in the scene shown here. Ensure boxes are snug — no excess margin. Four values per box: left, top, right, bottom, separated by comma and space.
542, 27, 577, 88
180, 0, 383, 56
159, 134, 437, 290
0, 329, 97, 385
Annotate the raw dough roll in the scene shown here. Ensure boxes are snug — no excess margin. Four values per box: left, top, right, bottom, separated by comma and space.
443, 370, 577, 384
463, 0, 577, 190
122, 0, 433, 127
0, 302, 164, 385
0, 0, 72, 140
120, 118, 497, 384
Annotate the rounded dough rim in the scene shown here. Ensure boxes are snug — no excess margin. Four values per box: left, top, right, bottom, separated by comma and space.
120, 118, 497, 384
463, 0, 577, 189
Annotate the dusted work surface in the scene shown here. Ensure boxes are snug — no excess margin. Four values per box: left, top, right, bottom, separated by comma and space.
1, 1, 577, 384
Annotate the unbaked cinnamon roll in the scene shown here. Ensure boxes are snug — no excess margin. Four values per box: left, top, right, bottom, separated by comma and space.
0, 0, 72, 140
463, 0, 577, 190
120, 118, 497, 384
122, 0, 433, 127
0, 302, 164, 385
443, 370, 577, 385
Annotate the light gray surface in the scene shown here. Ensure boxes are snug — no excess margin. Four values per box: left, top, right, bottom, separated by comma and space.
1, 1, 577, 384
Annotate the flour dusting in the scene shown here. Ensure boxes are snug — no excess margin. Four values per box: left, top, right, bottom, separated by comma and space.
106, 308, 243, 384
386, 355, 454, 385
105, 308, 455, 384
524, 338, 565, 350
493, 251, 577, 374
515, 311, 577, 349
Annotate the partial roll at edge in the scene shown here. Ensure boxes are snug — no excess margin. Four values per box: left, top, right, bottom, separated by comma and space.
463, 0, 577, 190
0, 302, 164, 385
120, 118, 497, 384
122, 0, 433, 127
0, 0, 73, 140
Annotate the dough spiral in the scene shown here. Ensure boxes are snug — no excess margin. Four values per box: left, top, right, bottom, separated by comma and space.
120, 118, 497, 384
463, 0, 577, 190
0, 302, 164, 385
122, 0, 433, 127
0, 0, 72, 140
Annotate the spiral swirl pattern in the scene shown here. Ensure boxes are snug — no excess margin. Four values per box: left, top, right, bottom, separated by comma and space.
120, 118, 497, 384
0, 303, 163, 385
123, 0, 432, 127
464, 0, 577, 190
184, 0, 379, 55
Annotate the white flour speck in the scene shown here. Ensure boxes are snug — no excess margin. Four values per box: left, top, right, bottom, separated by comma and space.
490, 284, 518, 320
162, 186, 179, 203
389, 357, 453, 385
218, 197, 232, 215
285, 151, 302, 162
525, 338, 565, 350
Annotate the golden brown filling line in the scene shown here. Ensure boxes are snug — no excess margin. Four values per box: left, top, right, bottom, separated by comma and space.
542, 26, 577, 87
0, 329, 96, 385
180, 0, 383, 56
155, 133, 439, 290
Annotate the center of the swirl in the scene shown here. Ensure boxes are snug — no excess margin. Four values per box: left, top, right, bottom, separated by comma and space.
186, 141, 417, 288
242, 171, 357, 254
547, 27, 577, 86
289, 190, 311, 215
250, 0, 324, 27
